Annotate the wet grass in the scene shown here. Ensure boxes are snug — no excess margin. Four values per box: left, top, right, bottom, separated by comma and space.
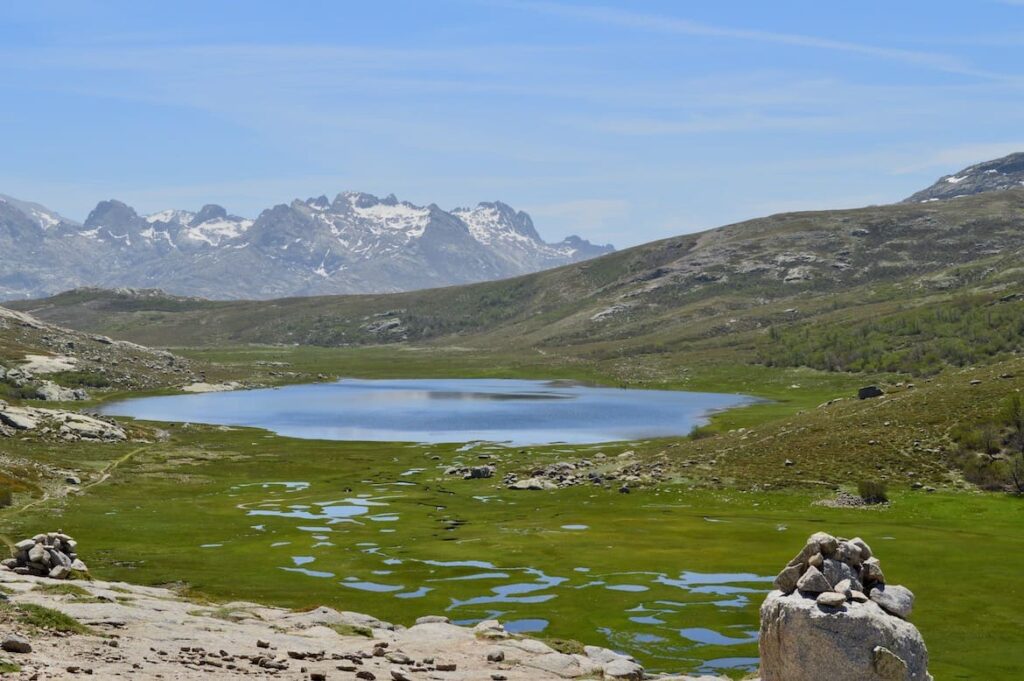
1, 341, 1023, 679
2, 421, 1020, 679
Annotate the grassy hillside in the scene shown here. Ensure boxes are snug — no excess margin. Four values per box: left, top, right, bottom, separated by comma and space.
12, 190, 1024, 372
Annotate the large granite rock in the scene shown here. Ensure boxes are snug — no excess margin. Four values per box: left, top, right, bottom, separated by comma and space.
760, 531, 931, 680
760, 591, 931, 681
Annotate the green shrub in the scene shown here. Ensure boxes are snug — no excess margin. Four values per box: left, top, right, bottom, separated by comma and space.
48, 371, 111, 389
1002, 393, 1024, 434
688, 424, 715, 440
857, 479, 889, 503
758, 295, 1024, 375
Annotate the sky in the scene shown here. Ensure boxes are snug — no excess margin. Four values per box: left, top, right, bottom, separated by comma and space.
2, 1, 1024, 247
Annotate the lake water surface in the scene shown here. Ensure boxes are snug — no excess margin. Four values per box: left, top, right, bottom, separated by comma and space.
101, 378, 755, 445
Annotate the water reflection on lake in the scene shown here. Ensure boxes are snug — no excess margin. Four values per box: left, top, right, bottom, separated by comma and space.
100, 378, 756, 445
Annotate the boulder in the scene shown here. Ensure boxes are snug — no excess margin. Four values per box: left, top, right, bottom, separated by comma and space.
773, 565, 802, 594
0, 409, 37, 430
508, 477, 557, 491
796, 565, 831, 594
816, 591, 847, 608
1, 634, 31, 654
870, 584, 915, 620
49, 564, 72, 579
858, 385, 884, 399
36, 380, 87, 401
464, 465, 495, 480
760, 591, 931, 681
603, 657, 645, 680
822, 558, 862, 591
862, 558, 886, 586
808, 532, 838, 557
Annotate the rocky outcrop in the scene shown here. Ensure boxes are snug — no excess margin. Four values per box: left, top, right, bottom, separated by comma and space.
759, 532, 931, 681
903, 151, 1024, 203
35, 380, 87, 401
2, 532, 88, 579
0, 304, 194, 392
0, 400, 126, 441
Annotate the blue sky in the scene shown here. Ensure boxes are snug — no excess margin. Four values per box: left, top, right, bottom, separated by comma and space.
2, 1, 1024, 247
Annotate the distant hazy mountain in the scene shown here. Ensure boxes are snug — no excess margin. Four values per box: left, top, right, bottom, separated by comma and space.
904, 152, 1024, 203
0, 191, 613, 300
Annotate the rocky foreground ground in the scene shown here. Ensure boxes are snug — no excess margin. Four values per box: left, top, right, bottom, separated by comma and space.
0, 571, 724, 681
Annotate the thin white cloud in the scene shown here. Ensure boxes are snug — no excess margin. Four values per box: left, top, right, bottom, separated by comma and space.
527, 198, 628, 241
582, 113, 850, 135
496, 0, 1006, 80
892, 142, 1024, 174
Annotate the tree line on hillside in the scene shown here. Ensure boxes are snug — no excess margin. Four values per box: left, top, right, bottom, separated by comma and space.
758, 296, 1024, 376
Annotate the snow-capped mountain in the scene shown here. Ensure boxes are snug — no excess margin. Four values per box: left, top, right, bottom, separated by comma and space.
903, 152, 1024, 203
0, 191, 613, 300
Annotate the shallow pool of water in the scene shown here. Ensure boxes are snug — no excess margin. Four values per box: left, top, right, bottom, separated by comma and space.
100, 378, 755, 445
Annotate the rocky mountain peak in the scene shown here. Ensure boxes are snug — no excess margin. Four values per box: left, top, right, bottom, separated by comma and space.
0, 189, 615, 300
190, 204, 228, 226
84, 200, 141, 231
904, 151, 1024, 203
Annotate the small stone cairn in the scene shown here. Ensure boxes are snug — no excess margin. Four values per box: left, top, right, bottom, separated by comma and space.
2, 531, 87, 579
760, 531, 931, 681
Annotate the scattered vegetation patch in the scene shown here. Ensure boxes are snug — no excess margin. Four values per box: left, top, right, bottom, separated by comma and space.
330, 623, 373, 638
187, 606, 251, 622
949, 393, 1024, 492
759, 296, 1024, 376
543, 638, 586, 655
11, 603, 92, 634
33, 583, 91, 598
47, 370, 111, 389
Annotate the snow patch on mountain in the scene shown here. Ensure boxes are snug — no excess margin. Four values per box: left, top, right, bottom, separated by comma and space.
904, 151, 1024, 203
0, 189, 615, 300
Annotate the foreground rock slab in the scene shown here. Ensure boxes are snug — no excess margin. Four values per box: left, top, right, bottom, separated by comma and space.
0, 571, 722, 680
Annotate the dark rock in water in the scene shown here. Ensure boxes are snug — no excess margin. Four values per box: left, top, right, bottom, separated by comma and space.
858, 386, 884, 400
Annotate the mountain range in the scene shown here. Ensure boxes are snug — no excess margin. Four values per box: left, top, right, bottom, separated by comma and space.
14, 153, 1024, 358
0, 191, 613, 300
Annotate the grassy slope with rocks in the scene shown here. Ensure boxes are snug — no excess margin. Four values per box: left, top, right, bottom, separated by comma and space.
12, 188, 1024, 367
13, 188, 1024, 492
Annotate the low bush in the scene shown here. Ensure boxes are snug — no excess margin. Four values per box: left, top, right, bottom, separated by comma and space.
857, 479, 889, 503
48, 371, 111, 388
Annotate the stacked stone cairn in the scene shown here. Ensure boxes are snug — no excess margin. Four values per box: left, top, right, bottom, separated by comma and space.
2, 532, 87, 579
760, 531, 931, 681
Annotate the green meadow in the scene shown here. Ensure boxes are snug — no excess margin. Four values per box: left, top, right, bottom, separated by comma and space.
3, 363, 1021, 679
